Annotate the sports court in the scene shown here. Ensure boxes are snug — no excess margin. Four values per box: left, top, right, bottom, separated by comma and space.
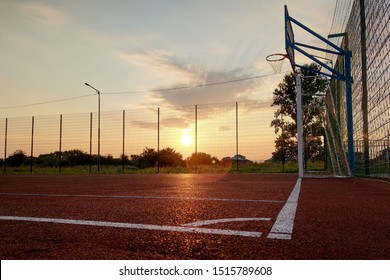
1, 174, 389, 259
1, 0, 389, 264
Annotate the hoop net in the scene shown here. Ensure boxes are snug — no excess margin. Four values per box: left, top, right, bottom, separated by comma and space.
266, 54, 288, 74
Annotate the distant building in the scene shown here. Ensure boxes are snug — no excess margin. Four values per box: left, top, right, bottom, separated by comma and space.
231, 155, 253, 164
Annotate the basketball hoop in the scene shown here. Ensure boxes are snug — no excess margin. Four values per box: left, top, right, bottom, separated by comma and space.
266, 53, 289, 74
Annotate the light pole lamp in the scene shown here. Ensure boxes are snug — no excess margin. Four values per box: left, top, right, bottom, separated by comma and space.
85, 82, 101, 172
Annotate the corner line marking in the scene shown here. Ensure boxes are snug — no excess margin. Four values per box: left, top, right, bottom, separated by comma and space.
267, 178, 302, 240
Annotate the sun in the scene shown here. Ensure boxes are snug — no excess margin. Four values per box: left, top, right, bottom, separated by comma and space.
180, 132, 193, 146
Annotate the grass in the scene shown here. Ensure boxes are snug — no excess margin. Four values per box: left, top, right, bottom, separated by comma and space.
0, 162, 328, 175
3, 161, 387, 179
232, 162, 298, 173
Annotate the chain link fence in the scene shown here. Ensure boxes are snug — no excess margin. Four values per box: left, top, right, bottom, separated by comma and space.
329, 0, 390, 178
0, 101, 279, 174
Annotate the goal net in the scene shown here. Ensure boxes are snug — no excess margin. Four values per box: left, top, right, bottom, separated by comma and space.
299, 77, 351, 178
297, 77, 351, 177
323, 84, 351, 177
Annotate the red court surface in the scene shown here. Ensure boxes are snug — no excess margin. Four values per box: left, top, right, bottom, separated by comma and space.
0, 174, 389, 259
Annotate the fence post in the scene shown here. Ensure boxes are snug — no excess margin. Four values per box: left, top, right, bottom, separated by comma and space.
157, 107, 160, 173
236, 102, 239, 172
122, 110, 125, 173
89, 112, 93, 173
98, 94, 101, 173
4, 118, 7, 173
30, 116, 34, 173
195, 104, 198, 173
59, 114, 62, 173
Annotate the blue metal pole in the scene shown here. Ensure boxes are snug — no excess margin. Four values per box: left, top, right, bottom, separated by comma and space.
345, 51, 355, 176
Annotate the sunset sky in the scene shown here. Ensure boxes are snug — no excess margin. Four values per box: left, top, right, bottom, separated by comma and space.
0, 0, 338, 161
0, 0, 336, 118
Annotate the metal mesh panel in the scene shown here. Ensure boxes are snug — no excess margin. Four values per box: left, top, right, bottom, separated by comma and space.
238, 101, 275, 164
0, 101, 278, 173
329, 0, 390, 178
160, 104, 194, 160
2, 117, 31, 172
100, 110, 124, 158
0, 119, 5, 164
5, 117, 32, 156
125, 106, 157, 158
61, 113, 91, 154
34, 115, 60, 157
197, 102, 236, 161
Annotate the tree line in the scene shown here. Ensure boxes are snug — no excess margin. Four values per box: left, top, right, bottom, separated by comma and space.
0, 148, 241, 169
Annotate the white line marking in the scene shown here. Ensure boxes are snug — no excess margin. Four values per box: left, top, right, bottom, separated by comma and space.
266, 233, 292, 240
183, 217, 271, 227
0, 193, 284, 203
0, 216, 262, 238
267, 178, 302, 240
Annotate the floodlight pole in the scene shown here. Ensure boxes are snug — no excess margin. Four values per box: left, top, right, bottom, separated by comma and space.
85, 82, 101, 172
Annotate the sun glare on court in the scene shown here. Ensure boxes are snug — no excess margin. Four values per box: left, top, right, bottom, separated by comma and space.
180, 132, 193, 147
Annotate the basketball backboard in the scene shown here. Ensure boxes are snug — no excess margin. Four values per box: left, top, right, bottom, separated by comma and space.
284, 5, 347, 80
285, 5, 295, 70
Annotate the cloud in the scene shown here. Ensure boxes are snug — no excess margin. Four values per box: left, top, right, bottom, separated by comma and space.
130, 120, 156, 130
160, 117, 190, 129
18, 2, 69, 26
119, 49, 203, 85
119, 48, 281, 117
154, 68, 262, 106
119, 49, 255, 104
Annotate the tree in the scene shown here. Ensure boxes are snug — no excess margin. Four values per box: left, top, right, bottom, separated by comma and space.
130, 147, 185, 168
36, 152, 59, 167
272, 135, 298, 162
220, 156, 232, 168
271, 63, 327, 163
7, 150, 28, 167
62, 149, 90, 166
186, 152, 214, 167
159, 147, 185, 167
135, 147, 158, 168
